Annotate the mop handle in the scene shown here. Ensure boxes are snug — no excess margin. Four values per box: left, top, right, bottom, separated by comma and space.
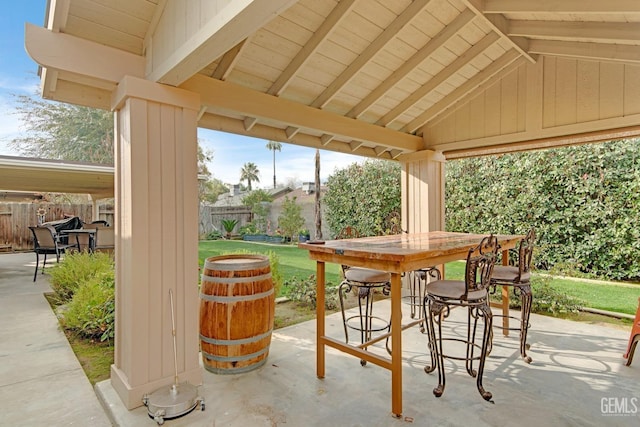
169, 289, 179, 385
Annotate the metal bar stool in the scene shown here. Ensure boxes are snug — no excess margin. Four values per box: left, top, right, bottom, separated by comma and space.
336, 226, 391, 366
406, 267, 441, 333
423, 235, 499, 401
490, 228, 535, 363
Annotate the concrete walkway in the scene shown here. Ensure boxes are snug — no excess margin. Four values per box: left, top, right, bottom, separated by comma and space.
1, 251, 639, 426
0, 252, 111, 426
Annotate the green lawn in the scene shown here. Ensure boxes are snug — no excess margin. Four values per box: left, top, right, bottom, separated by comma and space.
199, 240, 640, 316
440, 260, 639, 316
198, 240, 343, 289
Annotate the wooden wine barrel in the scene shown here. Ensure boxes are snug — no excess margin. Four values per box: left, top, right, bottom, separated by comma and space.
199, 254, 275, 374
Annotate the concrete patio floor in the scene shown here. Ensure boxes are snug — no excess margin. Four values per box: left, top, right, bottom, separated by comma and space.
1, 252, 639, 426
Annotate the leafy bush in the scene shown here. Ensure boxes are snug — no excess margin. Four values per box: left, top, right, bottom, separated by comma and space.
239, 223, 260, 235
489, 275, 583, 315
324, 159, 401, 237
49, 252, 114, 303
446, 140, 640, 281
206, 230, 222, 240
61, 271, 115, 342
286, 275, 339, 310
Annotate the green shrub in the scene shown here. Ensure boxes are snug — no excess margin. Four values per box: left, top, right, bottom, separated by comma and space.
286, 275, 339, 310
489, 275, 583, 315
61, 271, 115, 342
206, 230, 222, 240
49, 252, 114, 303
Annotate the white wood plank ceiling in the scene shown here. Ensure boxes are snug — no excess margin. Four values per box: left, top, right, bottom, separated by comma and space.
34, 0, 640, 161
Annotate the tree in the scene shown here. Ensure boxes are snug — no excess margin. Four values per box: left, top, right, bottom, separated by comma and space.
11, 94, 222, 203
314, 149, 322, 240
10, 95, 114, 164
242, 189, 273, 233
324, 159, 401, 237
278, 196, 305, 241
240, 162, 260, 190
266, 140, 282, 189
199, 177, 228, 204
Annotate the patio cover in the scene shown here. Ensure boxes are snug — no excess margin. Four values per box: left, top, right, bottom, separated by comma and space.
0, 155, 114, 199
22, 0, 640, 412
25, 0, 640, 159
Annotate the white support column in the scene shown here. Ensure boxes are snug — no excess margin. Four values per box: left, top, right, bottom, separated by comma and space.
89, 197, 99, 222
109, 76, 202, 409
400, 150, 446, 233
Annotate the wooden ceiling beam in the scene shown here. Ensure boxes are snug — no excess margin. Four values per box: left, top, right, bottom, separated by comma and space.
211, 38, 250, 80
267, 0, 357, 96
410, 49, 521, 134
147, 0, 297, 86
142, 0, 167, 56
529, 39, 640, 63
484, 0, 640, 14
311, 0, 432, 109
320, 134, 335, 146
25, 23, 145, 84
199, 113, 399, 160
244, 117, 258, 131
378, 32, 500, 127
46, 0, 70, 31
347, 9, 475, 119
509, 20, 640, 44
182, 74, 422, 152
462, 0, 536, 63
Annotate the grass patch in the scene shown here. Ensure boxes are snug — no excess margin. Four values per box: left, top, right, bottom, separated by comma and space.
65, 332, 114, 385
45, 292, 114, 385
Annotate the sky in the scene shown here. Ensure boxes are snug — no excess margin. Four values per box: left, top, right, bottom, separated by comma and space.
0, 1, 365, 188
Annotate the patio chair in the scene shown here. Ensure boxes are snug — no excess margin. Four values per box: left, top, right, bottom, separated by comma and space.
490, 228, 536, 363
94, 226, 115, 253
423, 235, 499, 401
623, 297, 640, 366
28, 225, 78, 282
336, 226, 391, 366
74, 222, 111, 252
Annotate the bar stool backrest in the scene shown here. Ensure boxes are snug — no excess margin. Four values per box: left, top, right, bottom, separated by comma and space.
516, 228, 536, 280
463, 235, 499, 299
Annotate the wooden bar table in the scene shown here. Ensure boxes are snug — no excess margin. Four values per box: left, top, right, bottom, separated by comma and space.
298, 231, 522, 418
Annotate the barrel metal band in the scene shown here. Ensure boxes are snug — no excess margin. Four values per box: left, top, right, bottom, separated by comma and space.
199, 329, 273, 346
200, 272, 272, 284
204, 259, 270, 271
201, 346, 269, 362
199, 287, 273, 303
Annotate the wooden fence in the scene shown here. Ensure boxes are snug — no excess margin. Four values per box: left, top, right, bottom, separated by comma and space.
0, 202, 114, 252
200, 205, 252, 238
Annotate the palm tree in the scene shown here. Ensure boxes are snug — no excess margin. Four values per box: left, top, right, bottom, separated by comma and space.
314, 149, 322, 240
240, 162, 260, 191
265, 140, 282, 189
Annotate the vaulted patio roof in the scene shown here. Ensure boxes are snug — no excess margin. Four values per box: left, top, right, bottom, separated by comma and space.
22, 0, 640, 413
27, 0, 640, 162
